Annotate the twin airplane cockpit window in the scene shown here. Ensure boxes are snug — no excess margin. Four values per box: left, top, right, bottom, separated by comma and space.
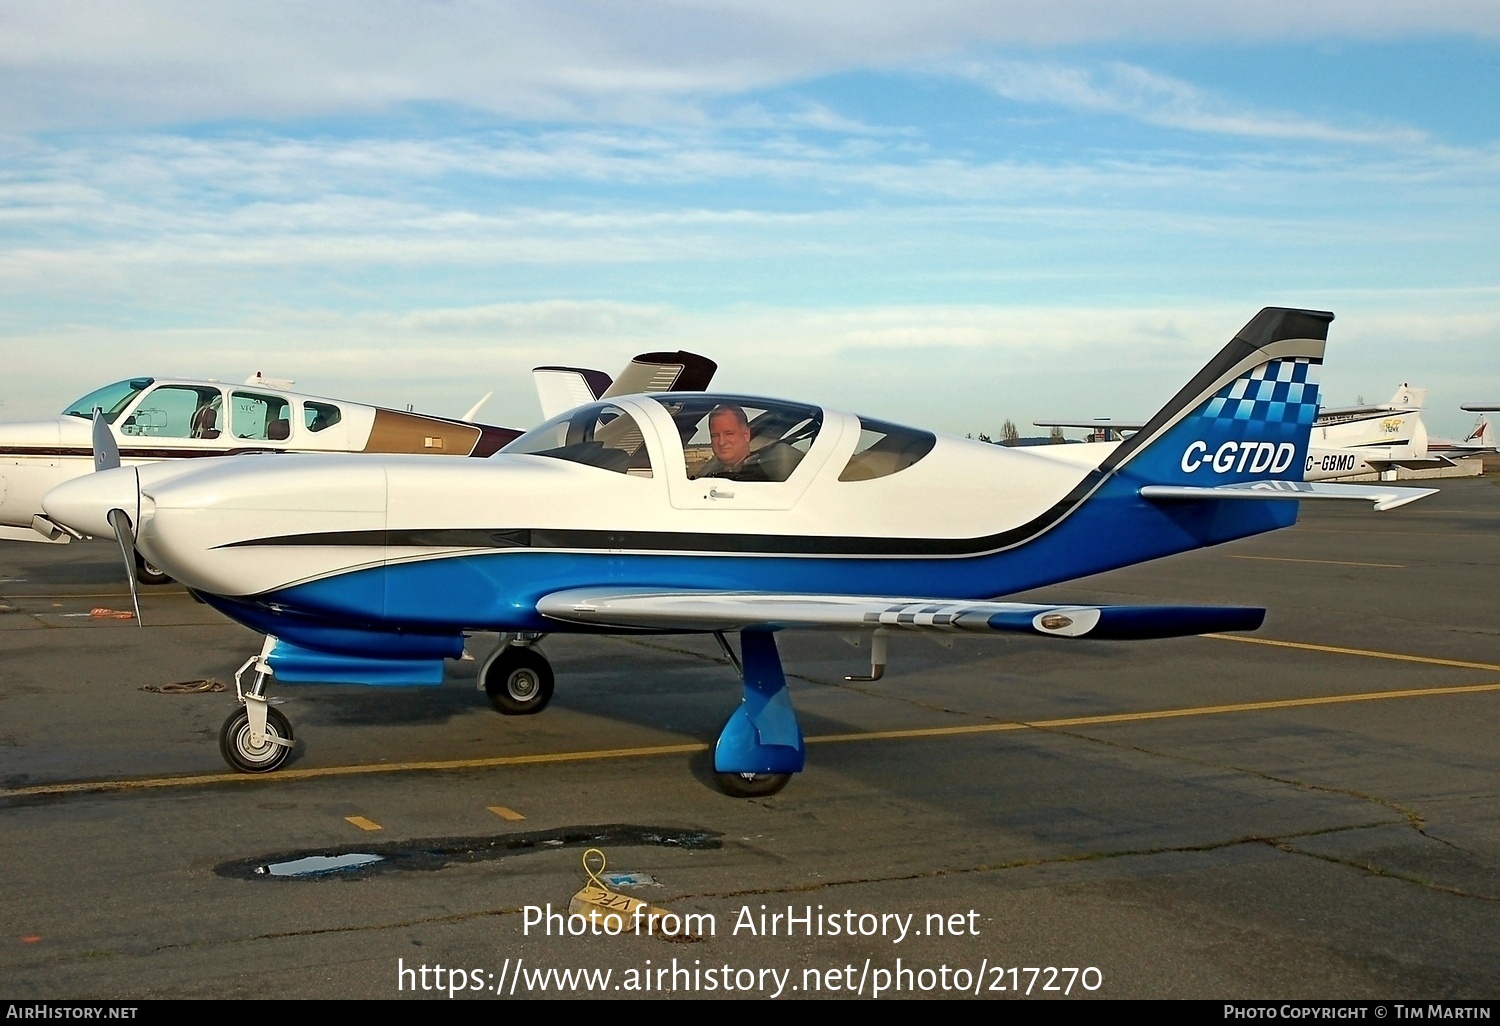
838, 418, 936, 482
64, 379, 345, 445
668, 397, 822, 483
231, 391, 292, 441
502, 403, 655, 476
117, 385, 223, 439
502, 397, 934, 483
63, 378, 154, 423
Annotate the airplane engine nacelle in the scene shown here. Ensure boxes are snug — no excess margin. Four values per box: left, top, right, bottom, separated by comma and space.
134, 456, 389, 598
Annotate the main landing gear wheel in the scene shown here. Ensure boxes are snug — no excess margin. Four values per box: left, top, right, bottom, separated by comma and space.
134, 552, 171, 586
482, 645, 555, 715
716, 772, 792, 799
219, 706, 294, 773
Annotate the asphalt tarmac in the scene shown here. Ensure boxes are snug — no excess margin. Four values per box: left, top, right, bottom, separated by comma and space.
1, 477, 1496, 1000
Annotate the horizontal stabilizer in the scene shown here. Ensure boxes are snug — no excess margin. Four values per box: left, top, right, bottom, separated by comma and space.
1364, 456, 1456, 471
1140, 480, 1436, 512
537, 589, 1263, 640
600, 350, 717, 399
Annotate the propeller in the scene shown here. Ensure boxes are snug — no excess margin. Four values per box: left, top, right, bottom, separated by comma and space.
92, 407, 121, 472
91, 409, 143, 626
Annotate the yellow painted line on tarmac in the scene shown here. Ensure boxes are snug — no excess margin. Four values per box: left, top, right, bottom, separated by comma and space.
1225, 554, 1405, 568
345, 815, 382, 831
4, 683, 1498, 801
809, 683, 1500, 743
0, 742, 707, 799
488, 805, 526, 821
1205, 634, 1500, 673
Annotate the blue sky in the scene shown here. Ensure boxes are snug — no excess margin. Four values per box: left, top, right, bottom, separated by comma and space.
2, 3, 1497, 438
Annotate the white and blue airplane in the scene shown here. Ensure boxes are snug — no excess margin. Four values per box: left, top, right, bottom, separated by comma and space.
41, 308, 1434, 796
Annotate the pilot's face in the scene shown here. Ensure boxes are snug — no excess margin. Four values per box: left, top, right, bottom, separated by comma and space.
709, 411, 752, 467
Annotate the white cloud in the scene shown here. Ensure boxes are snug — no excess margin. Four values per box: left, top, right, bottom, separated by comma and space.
1, 2, 1497, 130
960, 59, 1432, 146
5, 296, 1497, 439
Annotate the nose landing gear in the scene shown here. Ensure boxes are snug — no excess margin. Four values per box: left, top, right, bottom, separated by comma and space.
219, 635, 294, 773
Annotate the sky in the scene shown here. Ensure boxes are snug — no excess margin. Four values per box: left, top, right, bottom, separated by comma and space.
2, 2, 1498, 439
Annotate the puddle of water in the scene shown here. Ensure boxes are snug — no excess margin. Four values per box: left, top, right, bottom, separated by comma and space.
256, 853, 384, 878
218, 825, 721, 881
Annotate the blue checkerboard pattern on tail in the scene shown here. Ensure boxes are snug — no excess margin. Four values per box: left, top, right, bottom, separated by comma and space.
1119, 355, 1324, 487
1201, 358, 1321, 428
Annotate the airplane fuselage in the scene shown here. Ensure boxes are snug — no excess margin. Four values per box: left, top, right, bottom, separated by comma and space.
0, 377, 518, 541
49, 391, 1303, 658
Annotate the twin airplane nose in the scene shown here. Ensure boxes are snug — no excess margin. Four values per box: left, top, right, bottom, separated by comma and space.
43, 466, 142, 539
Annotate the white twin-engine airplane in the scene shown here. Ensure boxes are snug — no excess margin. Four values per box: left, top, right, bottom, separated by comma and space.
0, 352, 715, 584
1311, 387, 1495, 475
42, 308, 1435, 797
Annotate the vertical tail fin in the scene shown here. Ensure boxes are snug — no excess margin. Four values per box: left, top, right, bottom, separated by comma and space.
1102, 307, 1330, 486
1389, 383, 1426, 410
1465, 416, 1494, 450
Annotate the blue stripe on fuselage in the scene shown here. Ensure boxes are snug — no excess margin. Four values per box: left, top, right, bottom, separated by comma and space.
247, 472, 1294, 642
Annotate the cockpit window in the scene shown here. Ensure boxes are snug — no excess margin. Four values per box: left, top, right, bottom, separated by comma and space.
656, 395, 822, 483
500, 403, 653, 477
304, 401, 342, 432
232, 391, 293, 442
838, 417, 935, 482
62, 378, 153, 422
118, 385, 224, 439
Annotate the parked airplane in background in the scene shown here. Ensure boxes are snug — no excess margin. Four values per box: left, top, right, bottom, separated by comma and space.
42, 308, 1434, 796
0, 353, 716, 582
1304, 386, 1435, 480
0, 374, 518, 559
534, 351, 717, 421
1426, 415, 1495, 460
1031, 418, 1138, 443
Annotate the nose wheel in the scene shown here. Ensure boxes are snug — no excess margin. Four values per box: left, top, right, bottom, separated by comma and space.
220, 705, 294, 773
481, 641, 555, 715
134, 552, 172, 586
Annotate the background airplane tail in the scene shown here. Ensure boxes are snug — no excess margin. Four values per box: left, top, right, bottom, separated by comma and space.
1389, 383, 1426, 410
1101, 307, 1329, 488
1465, 416, 1494, 450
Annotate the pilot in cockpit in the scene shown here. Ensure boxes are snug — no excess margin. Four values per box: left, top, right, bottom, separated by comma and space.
697, 404, 771, 482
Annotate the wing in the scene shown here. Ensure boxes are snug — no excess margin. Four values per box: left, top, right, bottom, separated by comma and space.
1032, 418, 1146, 431
537, 589, 1264, 639
1032, 418, 1144, 441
